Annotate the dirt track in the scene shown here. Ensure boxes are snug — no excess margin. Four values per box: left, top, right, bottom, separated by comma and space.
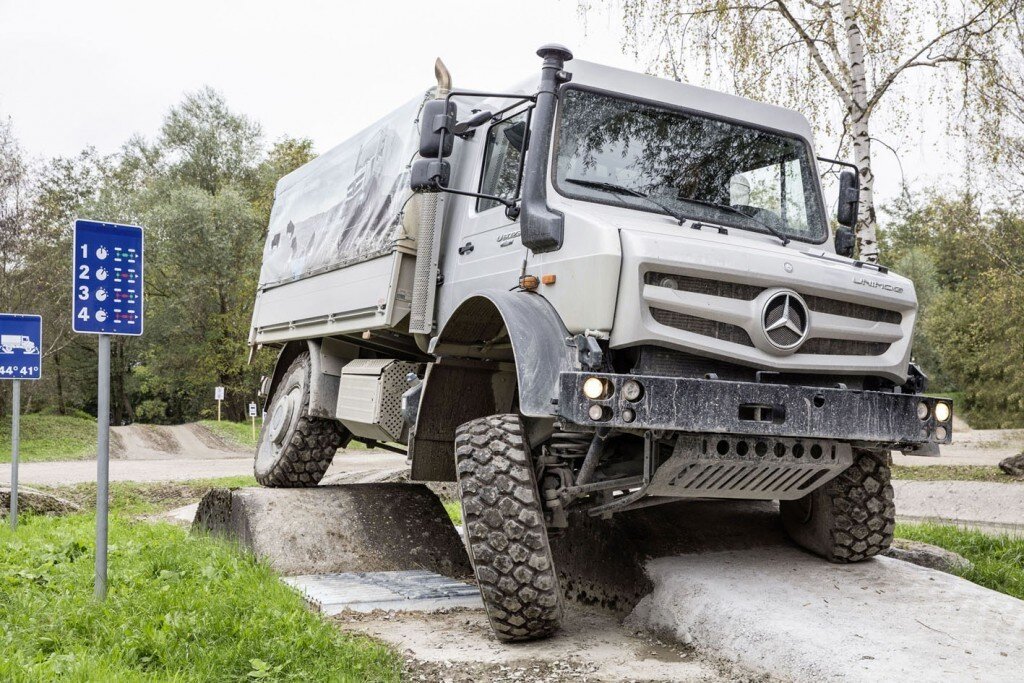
110, 423, 248, 460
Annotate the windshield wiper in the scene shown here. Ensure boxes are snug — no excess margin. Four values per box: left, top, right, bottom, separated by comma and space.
680, 197, 790, 246
564, 178, 689, 226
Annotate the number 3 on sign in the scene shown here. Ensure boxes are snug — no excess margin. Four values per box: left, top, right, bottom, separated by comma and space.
77, 307, 90, 322
78, 285, 89, 300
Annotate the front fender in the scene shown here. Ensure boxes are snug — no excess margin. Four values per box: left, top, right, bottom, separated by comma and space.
431, 290, 576, 418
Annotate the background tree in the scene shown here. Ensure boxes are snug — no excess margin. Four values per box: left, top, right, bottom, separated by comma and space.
584, 0, 1015, 261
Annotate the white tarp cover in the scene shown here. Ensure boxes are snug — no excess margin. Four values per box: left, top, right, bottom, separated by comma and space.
258, 92, 430, 287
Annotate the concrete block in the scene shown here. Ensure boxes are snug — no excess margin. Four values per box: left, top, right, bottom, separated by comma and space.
192, 483, 472, 578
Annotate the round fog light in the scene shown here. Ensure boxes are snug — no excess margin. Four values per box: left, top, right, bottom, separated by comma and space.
588, 404, 606, 421
934, 402, 951, 423
622, 408, 636, 423
622, 379, 644, 402
583, 376, 609, 400
935, 426, 948, 441
917, 402, 929, 420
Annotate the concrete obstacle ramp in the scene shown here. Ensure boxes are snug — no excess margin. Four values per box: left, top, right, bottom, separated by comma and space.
630, 547, 1024, 682
553, 498, 1024, 681
192, 484, 472, 578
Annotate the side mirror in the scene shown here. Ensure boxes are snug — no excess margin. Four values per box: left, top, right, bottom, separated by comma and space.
834, 225, 855, 257
837, 169, 859, 228
410, 158, 450, 191
419, 99, 457, 158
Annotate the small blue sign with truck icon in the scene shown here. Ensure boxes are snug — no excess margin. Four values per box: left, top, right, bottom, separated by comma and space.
72, 220, 144, 336
0, 314, 42, 380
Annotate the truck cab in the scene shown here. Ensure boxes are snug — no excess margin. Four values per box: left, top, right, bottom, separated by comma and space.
248, 44, 952, 643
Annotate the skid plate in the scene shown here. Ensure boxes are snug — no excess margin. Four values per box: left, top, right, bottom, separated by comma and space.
647, 435, 853, 501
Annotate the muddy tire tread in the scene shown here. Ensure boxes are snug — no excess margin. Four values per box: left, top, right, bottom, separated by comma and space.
782, 448, 895, 563
255, 354, 346, 488
455, 414, 563, 642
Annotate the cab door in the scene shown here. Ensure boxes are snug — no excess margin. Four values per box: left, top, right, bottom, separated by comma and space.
443, 110, 530, 309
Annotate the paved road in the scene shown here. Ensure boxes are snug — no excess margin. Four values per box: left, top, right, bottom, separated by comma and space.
0, 449, 406, 486
895, 479, 1024, 534
894, 427, 1024, 467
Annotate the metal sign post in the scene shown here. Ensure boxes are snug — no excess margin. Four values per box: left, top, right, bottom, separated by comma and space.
249, 401, 258, 441
0, 313, 42, 531
73, 220, 143, 601
215, 386, 225, 421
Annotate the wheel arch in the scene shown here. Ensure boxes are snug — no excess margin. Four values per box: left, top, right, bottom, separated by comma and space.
411, 290, 574, 481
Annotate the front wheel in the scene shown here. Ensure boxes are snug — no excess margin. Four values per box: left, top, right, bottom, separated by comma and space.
781, 448, 895, 562
455, 414, 563, 642
254, 351, 348, 487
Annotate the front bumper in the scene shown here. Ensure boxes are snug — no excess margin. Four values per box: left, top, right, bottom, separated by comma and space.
557, 372, 952, 447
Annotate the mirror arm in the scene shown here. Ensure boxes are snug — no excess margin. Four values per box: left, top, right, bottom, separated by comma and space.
437, 91, 538, 163
816, 156, 858, 174
428, 181, 518, 212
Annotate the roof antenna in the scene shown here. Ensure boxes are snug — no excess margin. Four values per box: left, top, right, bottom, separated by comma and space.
434, 58, 451, 99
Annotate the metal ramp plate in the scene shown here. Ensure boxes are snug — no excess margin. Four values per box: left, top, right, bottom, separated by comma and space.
283, 570, 483, 615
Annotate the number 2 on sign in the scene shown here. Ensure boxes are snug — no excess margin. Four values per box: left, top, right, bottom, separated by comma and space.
79, 264, 90, 280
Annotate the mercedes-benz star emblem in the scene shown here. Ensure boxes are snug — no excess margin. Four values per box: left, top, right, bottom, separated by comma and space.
763, 292, 809, 350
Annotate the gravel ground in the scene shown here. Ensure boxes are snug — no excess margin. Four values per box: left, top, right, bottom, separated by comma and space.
333, 607, 737, 683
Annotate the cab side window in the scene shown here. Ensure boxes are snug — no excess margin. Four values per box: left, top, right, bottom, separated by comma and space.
477, 111, 528, 212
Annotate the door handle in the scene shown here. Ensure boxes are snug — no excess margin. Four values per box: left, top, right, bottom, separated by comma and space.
458, 242, 474, 255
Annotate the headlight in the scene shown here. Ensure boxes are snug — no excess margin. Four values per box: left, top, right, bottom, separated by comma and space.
582, 377, 611, 400
934, 402, 951, 423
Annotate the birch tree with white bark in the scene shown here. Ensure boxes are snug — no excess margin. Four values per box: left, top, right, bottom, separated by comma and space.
583, 0, 1015, 261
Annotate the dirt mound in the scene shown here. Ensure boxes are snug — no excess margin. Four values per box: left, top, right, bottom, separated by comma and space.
109, 423, 249, 460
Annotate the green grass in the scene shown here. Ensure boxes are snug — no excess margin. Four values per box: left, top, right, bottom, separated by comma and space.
896, 522, 1024, 600
0, 414, 97, 463
0, 513, 401, 682
199, 420, 378, 452
38, 477, 259, 517
442, 500, 462, 526
198, 420, 264, 449
892, 465, 1023, 483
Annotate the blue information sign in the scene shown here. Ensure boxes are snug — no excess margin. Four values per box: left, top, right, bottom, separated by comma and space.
0, 314, 42, 381
72, 220, 144, 336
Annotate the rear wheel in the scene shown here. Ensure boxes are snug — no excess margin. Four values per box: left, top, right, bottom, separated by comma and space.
455, 414, 563, 642
781, 448, 895, 562
255, 352, 348, 487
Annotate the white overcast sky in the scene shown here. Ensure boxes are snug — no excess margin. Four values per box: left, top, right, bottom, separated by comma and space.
1, 0, 962, 209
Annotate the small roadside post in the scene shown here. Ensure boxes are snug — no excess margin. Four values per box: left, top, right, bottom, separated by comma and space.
73, 219, 144, 601
215, 386, 225, 421
0, 313, 42, 531
249, 401, 258, 441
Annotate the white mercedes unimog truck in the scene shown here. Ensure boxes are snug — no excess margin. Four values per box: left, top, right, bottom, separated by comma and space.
249, 45, 953, 642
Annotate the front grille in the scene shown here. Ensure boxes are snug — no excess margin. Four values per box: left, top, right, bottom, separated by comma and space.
801, 338, 890, 356
646, 271, 902, 357
646, 272, 761, 300
650, 307, 754, 347
803, 294, 901, 325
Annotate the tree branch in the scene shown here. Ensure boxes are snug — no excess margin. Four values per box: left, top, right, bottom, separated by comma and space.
773, 0, 852, 106
864, 0, 1007, 116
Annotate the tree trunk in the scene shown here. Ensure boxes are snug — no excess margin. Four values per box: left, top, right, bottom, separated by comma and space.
843, 0, 879, 263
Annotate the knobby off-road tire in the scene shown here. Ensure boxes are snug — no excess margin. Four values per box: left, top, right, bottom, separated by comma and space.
254, 352, 348, 488
455, 414, 563, 642
781, 448, 895, 562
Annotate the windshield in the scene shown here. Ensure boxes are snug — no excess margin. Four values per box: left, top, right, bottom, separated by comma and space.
554, 88, 827, 242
